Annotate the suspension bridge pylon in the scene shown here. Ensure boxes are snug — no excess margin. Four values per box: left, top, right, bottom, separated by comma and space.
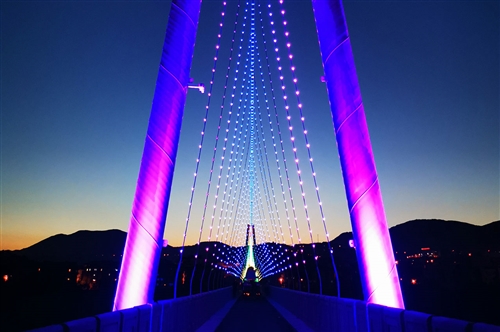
113, 0, 202, 311
313, 0, 404, 308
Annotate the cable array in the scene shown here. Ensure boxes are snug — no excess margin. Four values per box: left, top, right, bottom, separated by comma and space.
170, 0, 342, 297
277, 0, 340, 295
174, 1, 228, 298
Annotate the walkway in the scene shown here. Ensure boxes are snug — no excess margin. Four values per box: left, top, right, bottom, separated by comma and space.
216, 296, 296, 332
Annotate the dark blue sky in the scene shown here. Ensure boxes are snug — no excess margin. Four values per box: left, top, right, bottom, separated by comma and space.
1, 0, 498, 249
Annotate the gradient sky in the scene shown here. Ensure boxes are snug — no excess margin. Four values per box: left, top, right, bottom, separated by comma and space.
1, 0, 498, 250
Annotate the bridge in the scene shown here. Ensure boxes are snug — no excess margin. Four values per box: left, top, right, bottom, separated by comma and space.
30, 1, 499, 331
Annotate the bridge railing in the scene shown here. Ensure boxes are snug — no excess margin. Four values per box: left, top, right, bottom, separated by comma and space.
267, 286, 499, 332
30, 287, 234, 332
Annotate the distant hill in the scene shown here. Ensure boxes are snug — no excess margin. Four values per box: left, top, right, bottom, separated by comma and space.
15, 229, 127, 264
389, 219, 500, 253
7, 219, 499, 264
332, 219, 500, 253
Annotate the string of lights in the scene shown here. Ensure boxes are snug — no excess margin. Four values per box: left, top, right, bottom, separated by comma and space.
216, 84, 249, 266
173, 1, 228, 298
265, 0, 324, 294
196, 2, 250, 290
254, 58, 287, 244
277, 0, 341, 296
256, 1, 308, 291
254, 99, 281, 243
222, 96, 249, 246
170, 0, 345, 296
228, 134, 250, 248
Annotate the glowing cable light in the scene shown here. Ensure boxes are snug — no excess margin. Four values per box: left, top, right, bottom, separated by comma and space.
266, 0, 322, 293
194, 1, 251, 293
173, 0, 229, 298
277, 0, 340, 296
256, 1, 306, 288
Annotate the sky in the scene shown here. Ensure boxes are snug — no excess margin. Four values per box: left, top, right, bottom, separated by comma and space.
1, 0, 498, 250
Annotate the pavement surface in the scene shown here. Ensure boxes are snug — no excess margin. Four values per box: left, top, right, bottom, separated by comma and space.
215, 296, 296, 332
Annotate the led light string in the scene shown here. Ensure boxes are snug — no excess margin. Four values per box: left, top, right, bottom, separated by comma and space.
214, 84, 250, 271
252, 13, 280, 242
241, 0, 271, 281
228, 136, 253, 277
195, 98, 246, 294
253, 61, 296, 278
252, 12, 305, 280
190, 0, 250, 294
173, 1, 228, 298
254, 161, 274, 243
254, 126, 290, 277
277, 0, 340, 296
257, 3, 303, 262
252, 74, 294, 279
223, 128, 250, 273
222, 94, 249, 246
247, 0, 256, 237
258, 246, 287, 278
239, 32, 277, 245
256, 1, 307, 291
235, 165, 255, 278
254, 161, 277, 246
198, 0, 246, 247
231, 2, 254, 249
256, 241, 289, 278
217, 146, 248, 278
213, 92, 248, 244
254, 106, 281, 244
203, 138, 251, 286
265, 0, 323, 294
254, 57, 290, 245
257, 52, 293, 245
254, 126, 278, 244
226, 167, 250, 276
201, 1, 251, 285
253, 113, 293, 275
228, 131, 251, 247
226, 16, 251, 250
228, 165, 249, 250
206, 31, 247, 245
252, 180, 268, 277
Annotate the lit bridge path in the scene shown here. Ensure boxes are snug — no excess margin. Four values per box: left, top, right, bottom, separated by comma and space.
215, 296, 295, 332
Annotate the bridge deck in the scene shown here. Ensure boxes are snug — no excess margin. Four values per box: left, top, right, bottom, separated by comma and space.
215, 296, 295, 332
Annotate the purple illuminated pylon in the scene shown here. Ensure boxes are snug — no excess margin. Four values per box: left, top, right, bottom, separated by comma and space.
113, 0, 202, 311
312, 0, 404, 308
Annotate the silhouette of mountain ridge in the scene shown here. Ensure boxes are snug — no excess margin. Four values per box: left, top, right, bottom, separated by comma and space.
16, 229, 127, 264
331, 219, 500, 253
8, 219, 499, 263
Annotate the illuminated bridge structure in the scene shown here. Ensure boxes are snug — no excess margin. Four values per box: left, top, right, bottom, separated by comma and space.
32, 1, 499, 331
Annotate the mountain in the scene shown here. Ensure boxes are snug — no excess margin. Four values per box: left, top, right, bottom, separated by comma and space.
16, 229, 127, 264
331, 219, 500, 254
389, 219, 500, 253
7, 219, 500, 264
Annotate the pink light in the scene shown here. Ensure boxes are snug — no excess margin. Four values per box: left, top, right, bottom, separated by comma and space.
313, 0, 404, 308
114, 0, 202, 311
